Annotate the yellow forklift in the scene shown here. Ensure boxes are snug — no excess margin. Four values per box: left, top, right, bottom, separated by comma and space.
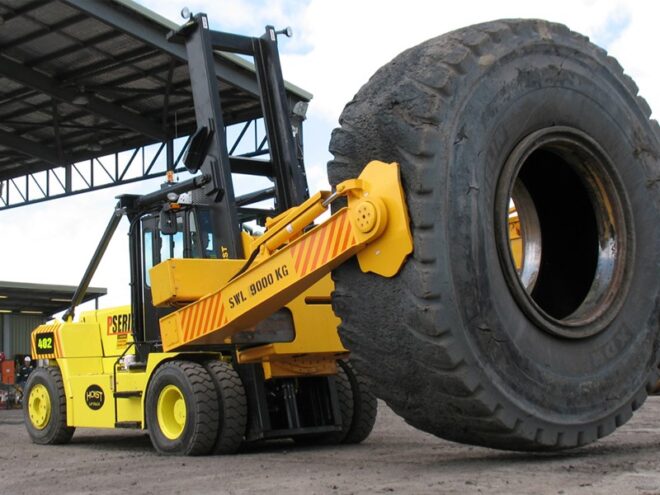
24, 10, 659, 457
23, 13, 412, 455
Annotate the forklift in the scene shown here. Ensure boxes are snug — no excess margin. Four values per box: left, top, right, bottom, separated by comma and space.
23, 13, 412, 455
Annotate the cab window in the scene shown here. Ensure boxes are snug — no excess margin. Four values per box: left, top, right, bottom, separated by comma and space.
160, 215, 184, 261
194, 208, 218, 259
143, 229, 154, 287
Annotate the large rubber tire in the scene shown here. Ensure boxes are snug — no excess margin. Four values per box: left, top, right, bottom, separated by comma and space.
338, 360, 377, 444
146, 361, 219, 455
328, 19, 660, 451
23, 367, 74, 445
204, 360, 247, 454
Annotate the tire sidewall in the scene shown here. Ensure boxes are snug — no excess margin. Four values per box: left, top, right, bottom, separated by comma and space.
146, 364, 198, 455
329, 19, 660, 447
444, 38, 660, 420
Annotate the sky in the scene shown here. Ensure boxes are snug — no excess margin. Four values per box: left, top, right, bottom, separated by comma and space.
0, 0, 658, 315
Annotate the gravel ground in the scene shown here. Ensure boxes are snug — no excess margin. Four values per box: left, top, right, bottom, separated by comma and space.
2, 398, 660, 495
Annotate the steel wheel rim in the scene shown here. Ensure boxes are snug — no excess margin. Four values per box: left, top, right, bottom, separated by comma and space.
28, 383, 51, 430
509, 181, 542, 293
157, 384, 187, 440
496, 126, 631, 338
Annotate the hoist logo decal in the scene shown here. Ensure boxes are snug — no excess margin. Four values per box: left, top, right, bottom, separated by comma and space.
85, 385, 105, 410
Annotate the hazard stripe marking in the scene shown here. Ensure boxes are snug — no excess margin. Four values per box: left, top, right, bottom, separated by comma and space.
187, 302, 203, 341
290, 211, 355, 277
207, 294, 220, 330
194, 298, 211, 339
340, 215, 354, 252
182, 306, 193, 341
293, 236, 308, 274
332, 213, 348, 259
309, 222, 329, 274
321, 214, 339, 265
54, 325, 63, 358
300, 229, 319, 276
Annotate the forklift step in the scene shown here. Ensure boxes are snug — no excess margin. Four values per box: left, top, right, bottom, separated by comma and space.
114, 421, 142, 429
114, 391, 143, 398
126, 362, 147, 371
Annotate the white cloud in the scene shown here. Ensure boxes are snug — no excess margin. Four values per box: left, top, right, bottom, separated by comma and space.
278, 0, 660, 193
281, 0, 657, 125
1, 0, 657, 314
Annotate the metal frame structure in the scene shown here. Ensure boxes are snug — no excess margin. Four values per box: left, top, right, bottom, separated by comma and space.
0, 280, 106, 315
0, 0, 311, 211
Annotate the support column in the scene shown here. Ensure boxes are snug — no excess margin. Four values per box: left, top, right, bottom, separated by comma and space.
2, 314, 12, 358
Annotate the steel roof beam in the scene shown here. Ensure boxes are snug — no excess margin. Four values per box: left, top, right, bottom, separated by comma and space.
0, 13, 87, 51
25, 29, 121, 68
19, 10, 174, 93
62, 0, 260, 96
0, 54, 166, 140
0, 56, 186, 125
0, 127, 66, 167
0, 0, 49, 23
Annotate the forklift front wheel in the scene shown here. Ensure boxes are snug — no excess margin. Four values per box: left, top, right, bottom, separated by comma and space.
146, 361, 219, 455
23, 367, 75, 444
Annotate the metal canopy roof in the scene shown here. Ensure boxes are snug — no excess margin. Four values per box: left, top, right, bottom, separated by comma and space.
0, 280, 106, 315
0, 0, 311, 188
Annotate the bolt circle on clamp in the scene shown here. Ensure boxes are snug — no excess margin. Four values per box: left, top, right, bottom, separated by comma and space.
355, 201, 377, 233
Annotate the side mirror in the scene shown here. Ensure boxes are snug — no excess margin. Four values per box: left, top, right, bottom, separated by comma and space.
159, 208, 178, 235
184, 124, 213, 173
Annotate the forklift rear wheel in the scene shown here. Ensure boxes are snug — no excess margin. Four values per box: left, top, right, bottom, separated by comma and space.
204, 360, 247, 454
146, 361, 219, 455
23, 367, 75, 445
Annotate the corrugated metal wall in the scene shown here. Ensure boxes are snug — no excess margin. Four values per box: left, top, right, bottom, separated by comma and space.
1, 314, 45, 358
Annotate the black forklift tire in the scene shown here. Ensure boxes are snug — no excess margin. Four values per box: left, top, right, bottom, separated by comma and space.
23, 367, 75, 445
146, 361, 219, 455
294, 364, 354, 445
203, 360, 247, 454
338, 360, 377, 444
328, 19, 660, 451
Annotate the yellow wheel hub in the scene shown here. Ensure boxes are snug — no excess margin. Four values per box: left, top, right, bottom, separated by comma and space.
28, 384, 51, 430
157, 385, 187, 440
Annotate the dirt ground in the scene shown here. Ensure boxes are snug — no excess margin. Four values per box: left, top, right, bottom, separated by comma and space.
2, 398, 660, 495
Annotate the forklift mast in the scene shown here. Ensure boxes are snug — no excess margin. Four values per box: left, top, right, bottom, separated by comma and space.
123, 15, 313, 359
175, 13, 310, 255
64, 14, 313, 361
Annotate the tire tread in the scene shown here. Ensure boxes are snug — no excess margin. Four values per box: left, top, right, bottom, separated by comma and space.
328, 18, 659, 451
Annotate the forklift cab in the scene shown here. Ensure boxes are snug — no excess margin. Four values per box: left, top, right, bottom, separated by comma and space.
145, 203, 221, 264
139, 201, 225, 345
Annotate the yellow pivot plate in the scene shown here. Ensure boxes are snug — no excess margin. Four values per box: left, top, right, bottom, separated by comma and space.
349, 161, 413, 277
